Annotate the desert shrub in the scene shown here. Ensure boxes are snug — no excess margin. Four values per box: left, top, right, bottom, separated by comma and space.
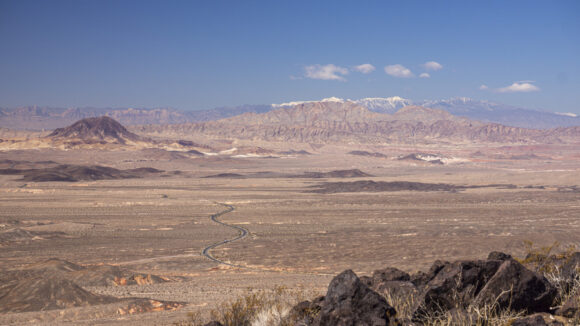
517, 241, 579, 308
545, 265, 580, 308
174, 286, 312, 326
383, 284, 524, 326
173, 311, 204, 326
382, 288, 419, 320
517, 241, 577, 274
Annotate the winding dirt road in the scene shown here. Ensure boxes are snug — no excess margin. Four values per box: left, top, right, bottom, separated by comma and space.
202, 203, 249, 267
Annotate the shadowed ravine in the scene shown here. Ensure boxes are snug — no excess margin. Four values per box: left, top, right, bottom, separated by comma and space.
202, 203, 249, 267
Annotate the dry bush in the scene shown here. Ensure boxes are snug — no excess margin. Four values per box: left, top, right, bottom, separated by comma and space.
174, 286, 312, 326
173, 311, 204, 326
517, 241, 577, 274
517, 241, 579, 307
382, 280, 524, 326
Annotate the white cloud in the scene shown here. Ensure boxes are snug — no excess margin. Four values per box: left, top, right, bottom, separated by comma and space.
304, 64, 349, 81
352, 63, 375, 74
419, 73, 430, 78
423, 61, 443, 71
479, 84, 488, 90
384, 64, 414, 78
496, 81, 540, 93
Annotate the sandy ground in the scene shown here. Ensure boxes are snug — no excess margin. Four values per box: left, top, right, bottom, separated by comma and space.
0, 143, 579, 325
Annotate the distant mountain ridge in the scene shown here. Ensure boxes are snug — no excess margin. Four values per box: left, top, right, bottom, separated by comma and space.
272, 96, 580, 129
0, 105, 271, 130
416, 97, 580, 129
134, 101, 580, 145
1, 97, 578, 130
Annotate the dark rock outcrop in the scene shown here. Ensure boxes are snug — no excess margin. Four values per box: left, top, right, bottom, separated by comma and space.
358, 252, 558, 324
487, 251, 513, 261
295, 252, 575, 325
288, 297, 325, 326
411, 259, 504, 321
369, 268, 419, 302
472, 259, 556, 313
410, 260, 449, 288
313, 270, 396, 326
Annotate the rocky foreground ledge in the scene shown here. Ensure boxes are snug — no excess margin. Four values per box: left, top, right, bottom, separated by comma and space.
204, 251, 580, 326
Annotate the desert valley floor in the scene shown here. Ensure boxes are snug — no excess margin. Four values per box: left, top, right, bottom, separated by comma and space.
1, 143, 579, 325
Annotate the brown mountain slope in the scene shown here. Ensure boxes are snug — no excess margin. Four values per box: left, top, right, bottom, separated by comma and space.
134, 101, 579, 144
48, 116, 141, 144
0, 116, 218, 151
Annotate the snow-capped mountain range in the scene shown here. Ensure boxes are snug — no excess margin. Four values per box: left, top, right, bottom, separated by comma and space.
1, 96, 578, 130
272, 96, 579, 129
273, 96, 411, 114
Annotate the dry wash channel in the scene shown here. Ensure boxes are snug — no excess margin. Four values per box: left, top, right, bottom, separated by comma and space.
201, 203, 248, 267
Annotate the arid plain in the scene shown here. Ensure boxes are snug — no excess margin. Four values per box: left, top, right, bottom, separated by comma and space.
1, 137, 579, 324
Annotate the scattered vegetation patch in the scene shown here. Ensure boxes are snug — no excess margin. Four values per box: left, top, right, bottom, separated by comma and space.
174, 286, 310, 326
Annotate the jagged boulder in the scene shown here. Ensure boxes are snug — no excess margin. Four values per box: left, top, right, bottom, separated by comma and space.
312, 270, 396, 326
368, 267, 419, 300
411, 259, 503, 321
410, 259, 449, 289
473, 259, 556, 313
410, 253, 556, 322
372, 267, 410, 283
487, 251, 513, 261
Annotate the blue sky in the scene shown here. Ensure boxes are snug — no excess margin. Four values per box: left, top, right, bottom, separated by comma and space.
0, 0, 579, 113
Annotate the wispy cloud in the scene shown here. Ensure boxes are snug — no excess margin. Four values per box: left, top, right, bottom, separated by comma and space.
352, 63, 375, 74
422, 61, 443, 71
304, 64, 349, 81
384, 64, 414, 78
479, 84, 488, 90
419, 73, 430, 78
496, 81, 540, 93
